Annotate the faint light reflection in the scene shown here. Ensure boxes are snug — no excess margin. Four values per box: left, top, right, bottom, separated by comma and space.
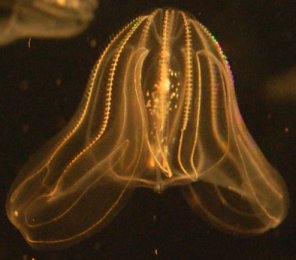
0, 0, 99, 45
262, 67, 296, 101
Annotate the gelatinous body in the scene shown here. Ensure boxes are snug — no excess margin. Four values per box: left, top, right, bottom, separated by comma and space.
0, 0, 98, 45
6, 8, 288, 249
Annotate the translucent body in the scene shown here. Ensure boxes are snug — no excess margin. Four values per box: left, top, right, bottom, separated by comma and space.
0, 0, 98, 45
6, 8, 288, 249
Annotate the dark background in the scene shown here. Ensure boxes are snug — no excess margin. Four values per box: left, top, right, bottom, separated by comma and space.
0, 0, 295, 259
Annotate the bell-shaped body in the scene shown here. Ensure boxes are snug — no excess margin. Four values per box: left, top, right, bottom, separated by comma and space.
6, 8, 288, 249
0, 0, 98, 45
